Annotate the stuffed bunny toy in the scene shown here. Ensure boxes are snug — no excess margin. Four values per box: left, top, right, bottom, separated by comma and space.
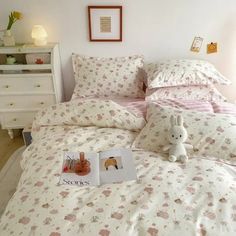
163, 115, 193, 163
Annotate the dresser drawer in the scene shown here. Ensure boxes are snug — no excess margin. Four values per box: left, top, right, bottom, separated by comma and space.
1, 112, 36, 129
0, 76, 54, 94
0, 95, 55, 110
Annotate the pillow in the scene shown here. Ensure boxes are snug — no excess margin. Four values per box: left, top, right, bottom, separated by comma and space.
133, 103, 236, 164
145, 84, 227, 102
212, 102, 236, 116
145, 59, 231, 89
71, 54, 145, 99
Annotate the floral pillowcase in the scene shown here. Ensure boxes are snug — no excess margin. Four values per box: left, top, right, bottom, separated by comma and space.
71, 54, 145, 99
145, 84, 227, 102
145, 59, 231, 89
133, 103, 236, 164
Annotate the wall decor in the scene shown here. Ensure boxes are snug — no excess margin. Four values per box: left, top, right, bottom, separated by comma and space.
88, 6, 122, 42
190, 36, 203, 53
207, 42, 217, 54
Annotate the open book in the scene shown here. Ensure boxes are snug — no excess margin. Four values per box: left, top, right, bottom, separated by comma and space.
59, 148, 137, 186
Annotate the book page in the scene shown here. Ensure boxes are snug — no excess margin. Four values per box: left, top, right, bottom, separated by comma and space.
99, 148, 137, 184
59, 152, 100, 186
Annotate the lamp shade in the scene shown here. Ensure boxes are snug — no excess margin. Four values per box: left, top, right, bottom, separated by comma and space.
31, 25, 48, 46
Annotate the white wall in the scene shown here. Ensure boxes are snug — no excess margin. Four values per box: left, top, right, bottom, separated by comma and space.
1, 0, 236, 101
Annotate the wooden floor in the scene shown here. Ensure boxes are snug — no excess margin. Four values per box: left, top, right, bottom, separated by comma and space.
0, 128, 24, 171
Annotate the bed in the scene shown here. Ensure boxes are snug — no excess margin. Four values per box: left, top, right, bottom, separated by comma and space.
0, 56, 236, 236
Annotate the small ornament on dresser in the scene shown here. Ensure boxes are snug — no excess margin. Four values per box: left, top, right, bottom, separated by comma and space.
3, 11, 23, 47
6, 55, 16, 65
3, 30, 15, 47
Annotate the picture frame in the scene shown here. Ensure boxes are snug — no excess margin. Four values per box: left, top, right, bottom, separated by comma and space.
88, 6, 122, 42
190, 36, 203, 53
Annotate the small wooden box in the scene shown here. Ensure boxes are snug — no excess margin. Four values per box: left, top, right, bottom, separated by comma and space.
22, 126, 32, 146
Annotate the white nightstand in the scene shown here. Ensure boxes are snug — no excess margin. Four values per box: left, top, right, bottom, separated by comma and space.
0, 43, 64, 138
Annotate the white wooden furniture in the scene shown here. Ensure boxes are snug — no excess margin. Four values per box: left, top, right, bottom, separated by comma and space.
0, 43, 63, 138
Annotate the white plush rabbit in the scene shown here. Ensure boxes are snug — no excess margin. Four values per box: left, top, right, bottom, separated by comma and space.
163, 115, 193, 163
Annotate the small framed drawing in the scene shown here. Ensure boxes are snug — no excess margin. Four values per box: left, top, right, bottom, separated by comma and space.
190, 37, 203, 53
88, 6, 122, 42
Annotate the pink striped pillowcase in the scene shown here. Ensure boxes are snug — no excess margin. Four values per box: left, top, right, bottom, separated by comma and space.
212, 102, 236, 116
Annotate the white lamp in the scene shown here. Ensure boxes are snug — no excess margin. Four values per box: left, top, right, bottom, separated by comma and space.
31, 25, 48, 46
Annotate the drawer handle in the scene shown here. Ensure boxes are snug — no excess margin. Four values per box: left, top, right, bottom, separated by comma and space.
5, 85, 10, 88
35, 84, 41, 88
40, 102, 45, 105
13, 118, 17, 122
9, 103, 14, 106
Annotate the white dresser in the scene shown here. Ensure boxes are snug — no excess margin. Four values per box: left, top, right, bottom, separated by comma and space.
0, 43, 63, 138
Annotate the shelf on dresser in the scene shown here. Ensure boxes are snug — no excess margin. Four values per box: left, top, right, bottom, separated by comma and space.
0, 91, 55, 96
0, 64, 52, 71
0, 43, 56, 54
0, 108, 40, 112
0, 73, 52, 78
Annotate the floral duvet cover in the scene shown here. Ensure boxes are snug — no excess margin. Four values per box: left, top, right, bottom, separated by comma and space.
0, 99, 236, 236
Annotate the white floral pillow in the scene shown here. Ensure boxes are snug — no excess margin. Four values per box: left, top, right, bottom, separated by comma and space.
72, 54, 145, 99
145, 84, 227, 102
145, 59, 231, 89
133, 103, 236, 164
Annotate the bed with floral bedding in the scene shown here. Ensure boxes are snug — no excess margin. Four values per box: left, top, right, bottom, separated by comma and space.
0, 98, 236, 236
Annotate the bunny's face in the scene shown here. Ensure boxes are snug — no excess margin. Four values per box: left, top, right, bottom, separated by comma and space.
168, 115, 188, 144
168, 126, 187, 144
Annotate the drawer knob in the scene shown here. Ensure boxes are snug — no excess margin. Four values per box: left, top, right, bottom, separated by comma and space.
13, 118, 17, 122
9, 103, 14, 106
5, 85, 10, 88
35, 84, 41, 88
40, 102, 44, 105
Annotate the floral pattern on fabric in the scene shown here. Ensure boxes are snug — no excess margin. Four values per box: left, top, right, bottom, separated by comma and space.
145, 59, 231, 89
134, 103, 236, 164
32, 99, 146, 141
0, 124, 236, 235
71, 54, 145, 99
145, 84, 227, 102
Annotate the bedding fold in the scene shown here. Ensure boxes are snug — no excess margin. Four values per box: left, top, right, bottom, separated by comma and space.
31, 99, 146, 140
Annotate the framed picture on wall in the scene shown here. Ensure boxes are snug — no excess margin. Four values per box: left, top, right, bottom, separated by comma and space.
88, 6, 122, 42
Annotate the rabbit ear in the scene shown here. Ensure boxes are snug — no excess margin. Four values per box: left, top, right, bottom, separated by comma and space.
177, 115, 183, 126
170, 115, 175, 126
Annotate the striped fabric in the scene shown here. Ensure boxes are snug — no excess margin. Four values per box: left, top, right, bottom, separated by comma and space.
212, 102, 236, 116
111, 98, 147, 117
74, 98, 236, 119
113, 98, 214, 118
150, 99, 214, 113
115, 99, 236, 118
